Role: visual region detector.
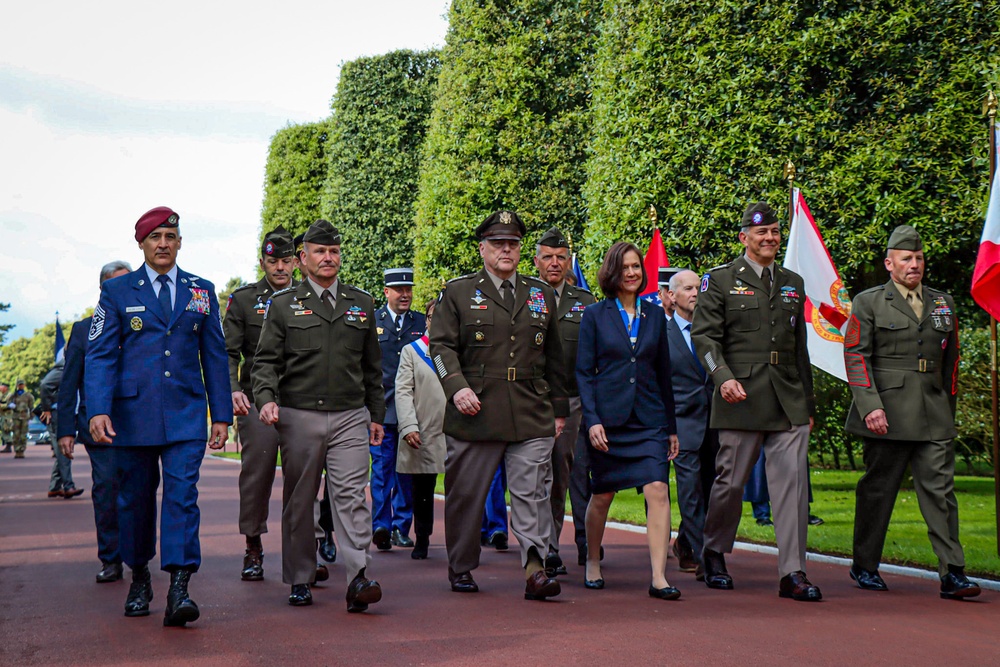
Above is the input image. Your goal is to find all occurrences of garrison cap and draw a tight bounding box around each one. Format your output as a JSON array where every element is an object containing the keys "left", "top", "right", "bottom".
[
  {"left": 302, "top": 219, "right": 342, "bottom": 246},
  {"left": 261, "top": 226, "right": 295, "bottom": 258},
  {"left": 384, "top": 268, "right": 415, "bottom": 287},
  {"left": 476, "top": 210, "right": 526, "bottom": 241},
  {"left": 658, "top": 266, "right": 682, "bottom": 286},
  {"left": 887, "top": 225, "right": 923, "bottom": 252},
  {"left": 16, "top": 379, "right": 25, "bottom": 385},
  {"left": 134, "top": 206, "right": 179, "bottom": 242},
  {"left": 741, "top": 202, "right": 778, "bottom": 228},
  {"left": 537, "top": 226, "right": 569, "bottom": 249}
]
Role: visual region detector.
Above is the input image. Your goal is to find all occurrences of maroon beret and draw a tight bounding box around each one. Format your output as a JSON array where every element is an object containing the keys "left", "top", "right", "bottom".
[{"left": 135, "top": 206, "right": 180, "bottom": 242}]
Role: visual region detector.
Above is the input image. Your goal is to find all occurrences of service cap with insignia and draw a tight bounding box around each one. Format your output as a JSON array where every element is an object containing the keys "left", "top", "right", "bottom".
[
  {"left": 134, "top": 206, "right": 180, "bottom": 242},
  {"left": 384, "top": 267, "right": 414, "bottom": 287},
  {"left": 302, "top": 219, "right": 342, "bottom": 246},
  {"left": 658, "top": 266, "right": 682, "bottom": 286},
  {"left": 476, "top": 210, "right": 526, "bottom": 241},
  {"left": 537, "top": 226, "right": 569, "bottom": 249},
  {"left": 741, "top": 202, "right": 778, "bottom": 228},
  {"left": 261, "top": 225, "right": 295, "bottom": 258},
  {"left": 887, "top": 225, "right": 923, "bottom": 252}
]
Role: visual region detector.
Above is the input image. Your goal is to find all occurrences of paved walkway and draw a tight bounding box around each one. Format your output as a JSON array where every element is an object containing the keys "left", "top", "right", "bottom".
[{"left": 1, "top": 444, "right": 997, "bottom": 666}]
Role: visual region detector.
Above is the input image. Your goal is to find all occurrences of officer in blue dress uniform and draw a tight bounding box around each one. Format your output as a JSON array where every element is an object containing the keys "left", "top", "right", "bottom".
[
  {"left": 372, "top": 268, "right": 426, "bottom": 550},
  {"left": 85, "top": 206, "right": 232, "bottom": 627}
]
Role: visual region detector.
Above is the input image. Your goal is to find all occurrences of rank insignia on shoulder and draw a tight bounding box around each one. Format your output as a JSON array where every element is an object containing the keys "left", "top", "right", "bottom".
[
  {"left": 130, "top": 316, "right": 143, "bottom": 331},
  {"left": 88, "top": 304, "right": 106, "bottom": 341},
  {"left": 701, "top": 274, "right": 710, "bottom": 292}
]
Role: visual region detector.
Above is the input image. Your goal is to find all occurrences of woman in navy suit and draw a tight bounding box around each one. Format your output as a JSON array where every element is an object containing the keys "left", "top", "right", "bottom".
[{"left": 576, "top": 242, "right": 681, "bottom": 599}]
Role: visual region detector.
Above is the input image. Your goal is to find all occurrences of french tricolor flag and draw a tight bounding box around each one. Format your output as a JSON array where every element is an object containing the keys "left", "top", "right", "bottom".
[{"left": 972, "top": 128, "right": 1000, "bottom": 320}]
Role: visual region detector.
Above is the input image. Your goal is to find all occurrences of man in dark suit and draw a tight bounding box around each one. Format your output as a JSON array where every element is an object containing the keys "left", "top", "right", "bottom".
[
  {"left": 372, "top": 268, "right": 426, "bottom": 550},
  {"left": 57, "top": 260, "right": 132, "bottom": 582},
  {"left": 665, "top": 269, "right": 719, "bottom": 576},
  {"left": 431, "top": 210, "right": 568, "bottom": 600},
  {"left": 86, "top": 207, "right": 232, "bottom": 626}
]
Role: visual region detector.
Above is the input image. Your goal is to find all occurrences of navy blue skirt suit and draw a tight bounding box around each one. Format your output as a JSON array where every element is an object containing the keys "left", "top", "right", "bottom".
[{"left": 576, "top": 299, "right": 677, "bottom": 494}]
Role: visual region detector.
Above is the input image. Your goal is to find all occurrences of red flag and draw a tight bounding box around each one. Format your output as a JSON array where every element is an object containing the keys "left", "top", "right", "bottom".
[
  {"left": 640, "top": 228, "right": 669, "bottom": 301},
  {"left": 972, "top": 128, "right": 1000, "bottom": 320}
]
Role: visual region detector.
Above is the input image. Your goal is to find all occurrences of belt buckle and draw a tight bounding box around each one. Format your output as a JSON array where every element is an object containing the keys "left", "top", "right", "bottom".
[
  {"left": 770, "top": 351, "right": 779, "bottom": 365},
  {"left": 918, "top": 359, "right": 927, "bottom": 373},
  {"left": 507, "top": 367, "right": 516, "bottom": 381}
]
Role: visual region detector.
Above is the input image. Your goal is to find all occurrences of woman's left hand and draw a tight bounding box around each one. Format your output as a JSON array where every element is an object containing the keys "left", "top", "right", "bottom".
[{"left": 667, "top": 434, "right": 680, "bottom": 461}]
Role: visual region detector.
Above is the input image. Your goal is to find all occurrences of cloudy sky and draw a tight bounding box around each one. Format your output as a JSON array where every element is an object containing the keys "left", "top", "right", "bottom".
[{"left": 0, "top": 0, "right": 449, "bottom": 341}]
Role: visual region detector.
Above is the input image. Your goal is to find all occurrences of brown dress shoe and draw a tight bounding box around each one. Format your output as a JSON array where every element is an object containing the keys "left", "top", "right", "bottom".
[
  {"left": 779, "top": 571, "right": 822, "bottom": 601},
  {"left": 449, "top": 569, "right": 479, "bottom": 593},
  {"left": 672, "top": 540, "right": 698, "bottom": 573},
  {"left": 524, "top": 570, "right": 561, "bottom": 601},
  {"left": 346, "top": 568, "right": 382, "bottom": 613}
]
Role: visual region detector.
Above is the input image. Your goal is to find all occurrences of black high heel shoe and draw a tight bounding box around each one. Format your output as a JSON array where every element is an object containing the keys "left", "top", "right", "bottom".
[{"left": 584, "top": 577, "right": 605, "bottom": 590}]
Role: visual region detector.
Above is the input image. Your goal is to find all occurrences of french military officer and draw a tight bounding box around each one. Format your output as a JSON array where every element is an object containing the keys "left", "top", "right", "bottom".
[
  {"left": 224, "top": 226, "right": 299, "bottom": 581},
  {"left": 86, "top": 207, "right": 231, "bottom": 626},
  {"left": 430, "top": 210, "right": 569, "bottom": 600},
  {"left": 57, "top": 261, "right": 132, "bottom": 583},
  {"left": 845, "top": 225, "right": 979, "bottom": 599},
  {"left": 691, "top": 202, "right": 821, "bottom": 602},
  {"left": 371, "top": 267, "right": 426, "bottom": 550},
  {"left": 252, "top": 219, "right": 385, "bottom": 612},
  {"left": 532, "top": 226, "right": 594, "bottom": 575}
]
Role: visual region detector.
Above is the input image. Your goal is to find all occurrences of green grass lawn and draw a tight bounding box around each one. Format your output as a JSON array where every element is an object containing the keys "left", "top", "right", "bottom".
[{"left": 213, "top": 449, "right": 999, "bottom": 578}]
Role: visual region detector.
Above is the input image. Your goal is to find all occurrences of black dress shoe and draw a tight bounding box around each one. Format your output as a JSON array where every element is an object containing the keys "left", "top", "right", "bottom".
[
  {"left": 391, "top": 529, "right": 414, "bottom": 548},
  {"left": 702, "top": 548, "right": 734, "bottom": 590},
  {"left": 525, "top": 570, "right": 561, "bottom": 600},
  {"left": 411, "top": 536, "right": 429, "bottom": 560},
  {"left": 545, "top": 552, "right": 567, "bottom": 576},
  {"left": 124, "top": 566, "right": 153, "bottom": 617},
  {"left": 164, "top": 569, "right": 200, "bottom": 627},
  {"left": 372, "top": 526, "right": 392, "bottom": 551},
  {"left": 584, "top": 577, "right": 605, "bottom": 590},
  {"left": 449, "top": 569, "right": 479, "bottom": 593},
  {"left": 318, "top": 533, "right": 337, "bottom": 563},
  {"left": 808, "top": 514, "right": 824, "bottom": 526},
  {"left": 315, "top": 563, "right": 330, "bottom": 582},
  {"left": 346, "top": 568, "right": 382, "bottom": 613},
  {"left": 96, "top": 561, "right": 123, "bottom": 583},
  {"left": 488, "top": 532, "right": 509, "bottom": 551},
  {"left": 241, "top": 547, "right": 264, "bottom": 581},
  {"left": 850, "top": 565, "right": 888, "bottom": 591},
  {"left": 649, "top": 585, "right": 682, "bottom": 600},
  {"left": 756, "top": 518, "right": 774, "bottom": 527},
  {"left": 940, "top": 567, "right": 981, "bottom": 600},
  {"left": 63, "top": 486, "right": 84, "bottom": 499},
  {"left": 289, "top": 584, "right": 312, "bottom": 606},
  {"left": 779, "top": 571, "right": 822, "bottom": 602}
]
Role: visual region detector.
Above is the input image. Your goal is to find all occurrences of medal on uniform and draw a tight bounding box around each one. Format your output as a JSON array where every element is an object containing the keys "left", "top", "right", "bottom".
[
  {"left": 130, "top": 316, "right": 143, "bottom": 331},
  {"left": 535, "top": 332, "right": 543, "bottom": 345},
  {"left": 475, "top": 331, "right": 485, "bottom": 342}
]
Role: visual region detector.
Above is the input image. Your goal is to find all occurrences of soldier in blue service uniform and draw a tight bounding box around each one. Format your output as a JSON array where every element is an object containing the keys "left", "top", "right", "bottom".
[
  {"left": 86, "top": 206, "right": 232, "bottom": 626},
  {"left": 371, "top": 268, "right": 426, "bottom": 550}
]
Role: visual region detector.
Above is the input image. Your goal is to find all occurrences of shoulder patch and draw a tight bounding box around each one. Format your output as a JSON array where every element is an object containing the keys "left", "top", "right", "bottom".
[
  {"left": 844, "top": 315, "right": 861, "bottom": 347},
  {"left": 700, "top": 274, "right": 711, "bottom": 292}
]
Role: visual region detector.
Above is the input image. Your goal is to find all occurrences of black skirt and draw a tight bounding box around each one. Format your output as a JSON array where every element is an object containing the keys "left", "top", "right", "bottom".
[{"left": 589, "top": 420, "right": 670, "bottom": 495}]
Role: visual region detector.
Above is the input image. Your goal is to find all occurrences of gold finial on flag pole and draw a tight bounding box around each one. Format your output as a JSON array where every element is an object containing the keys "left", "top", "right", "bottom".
[
  {"left": 984, "top": 90, "right": 997, "bottom": 118},
  {"left": 648, "top": 204, "right": 658, "bottom": 228},
  {"left": 784, "top": 161, "right": 796, "bottom": 231},
  {"left": 784, "top": 161, "right": 796, "bottom": 185}
]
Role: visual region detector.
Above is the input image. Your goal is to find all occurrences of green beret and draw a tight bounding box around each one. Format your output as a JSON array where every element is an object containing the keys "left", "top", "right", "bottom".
[
  {"left": 887, "top": 225, "right": 922, "bottom": 252},
  {"left": 537, "top": 226, "right": 569, "bottom": 249},
  {"left": 302, "top": 219, "right": 342, "bottom": 246},
  {"left": 741, "top": 202, "right": 778, "bottom": 227},
  {"left": 261, "top": 225, "right": 295, "bottom": 258},
  {"left": 476, "top": 210, "right": 526, "bottom": 241}
]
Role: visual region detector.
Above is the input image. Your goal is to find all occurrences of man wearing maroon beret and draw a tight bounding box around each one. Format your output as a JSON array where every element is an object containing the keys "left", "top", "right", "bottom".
[{"left": 85, "top": 206, "right": 232, "bottom": 627}]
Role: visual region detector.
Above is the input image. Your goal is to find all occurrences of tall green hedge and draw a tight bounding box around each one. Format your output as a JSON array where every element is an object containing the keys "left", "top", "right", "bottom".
[
  {"left": 322, "top": 50, "right": 440, "bottom": 297},
  {"left": 583, "top": 0, "right": 1000, "bottom": 319},
  {"left": 260, "top": 120, "right": 332, "bottom": 243},
  {"left": 413, "top": 0, "right": 600, "bottom": 299}
]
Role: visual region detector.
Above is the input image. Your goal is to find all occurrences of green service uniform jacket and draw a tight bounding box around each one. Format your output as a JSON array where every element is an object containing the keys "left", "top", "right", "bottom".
[
  {"left": 224, "top": 278, "right": 297, "bottom": 402},
  {"left": 553, "top": 283, "right": 595, "bottom": 397},
  {"left": 691, "top": 255, "right": 815, "bottom": 431},
  {"left": 430, "top": 270, "right": 569, "bottom": 442},
  {"left": 251, "top": 280, "right": 385, "bottom": 424},
  {"left": 844, "top": 281, "right": 959, "bottom": 441}
]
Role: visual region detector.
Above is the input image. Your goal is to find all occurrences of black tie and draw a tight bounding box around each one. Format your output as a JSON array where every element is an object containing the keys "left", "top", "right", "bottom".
[
  {"left": 501, "top": 279, "right": 514, "bottom": 311},
  {"left": 395, "top": 313, "right": 403, "bottom": 331},
  {"left": 321, "top": 289, "right": 335, "bottom": 318},
  {"left": 685, "top": 323, "right": 706, "bottom": 378},
  {"left": 761, "top": 266, "right": 772, "bottom": 295},
  {"left": 156, "top": 274, "right": 172, "bottom": 319}
]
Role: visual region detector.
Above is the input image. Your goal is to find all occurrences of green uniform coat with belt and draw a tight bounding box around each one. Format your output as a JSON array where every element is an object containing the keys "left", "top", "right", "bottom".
[
  {"left": 430, "top": 270, "right": 569, "bottom": 442},
  {"left": 552, "top": 283, "right": 595, "bottom": 397},
  {"left": 691, "top": 255, "right": 815, "bottom": 430},
  {"left": 844, "top": 281, "right": 959, "bottom": 440},
  {"left": 224, "top": 278, "right": 297, "bottom": 402},
  {"left": 252, "top": 280, "right": 385, "bottom": 423}
]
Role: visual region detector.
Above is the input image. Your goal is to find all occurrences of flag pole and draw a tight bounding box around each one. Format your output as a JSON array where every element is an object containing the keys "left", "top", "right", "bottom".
[
  {"left": 784, "top": 161, "right": 796, "bottom": 233},
  {"left": 648, "top": 204, "right": 658, "bottom": 233},
  {"left": 986, "top": 91, "right": 999, "bottom": 553}
]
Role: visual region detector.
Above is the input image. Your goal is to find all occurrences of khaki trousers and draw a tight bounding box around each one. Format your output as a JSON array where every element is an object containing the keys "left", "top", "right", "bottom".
[
  {"left": 703, "top": 424, "right": 810, "bottom": 577},
  {"left": 544, "top": 396, "right": 582, "bottom": 552},
  {"left": 237, "top": 404, "right": 280, "bottom": 537},
  {"left": 276, "top": 406, "right": 372, "bottom": 586},
  {"left": 445, "top": 435, "right": 554, "bottom": 574}
]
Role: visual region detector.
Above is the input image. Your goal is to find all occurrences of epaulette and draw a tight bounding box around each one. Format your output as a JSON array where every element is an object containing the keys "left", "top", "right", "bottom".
[
  {"left": 348, "top": 284, "right": 372, "bottom": 297},
  {"left": 270, "top": 287, "right": 295, "bottom": 299},
  {"left": 706, "top": 262, "right": 732, "bottom": 273},
  {"left": 231, "top": 283, "right": 256, "bottom": 295},
  {"left": 447, "top": 273, "right": 477, "bottom": 284},
  {"left": 859, "top": 284, "right": 886, "bottom": 297},
  {"left": 571, "top": 284, "right": 592, "bottom": 295}
]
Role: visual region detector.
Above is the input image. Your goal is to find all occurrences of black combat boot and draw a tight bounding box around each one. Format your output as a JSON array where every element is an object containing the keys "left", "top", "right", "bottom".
[
  {"left": 163, "top": 569, "right": 200, "bottom": 627},
  {"left": 124, "top": 564, "right": 153, "bottom": 617}
]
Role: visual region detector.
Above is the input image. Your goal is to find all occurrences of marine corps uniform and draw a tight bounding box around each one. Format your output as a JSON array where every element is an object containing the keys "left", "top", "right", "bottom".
[
  {"left": 691, "top": 202, "right": 820, "bottom": 601},
  {"left": 11, "top": 382, "right": 34, "bottom": 458},
  {"left": 845, "top": 224, "right": 978, "bottom": 599}
]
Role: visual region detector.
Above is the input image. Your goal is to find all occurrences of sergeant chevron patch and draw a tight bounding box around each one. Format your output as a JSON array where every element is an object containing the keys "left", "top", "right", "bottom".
[
  {"left": 845, "top": 352, "right": 870, "bottom": 387},
  {"left": 434, "top": 354, "right": 447, "bottom": 379},
  {"left": 89, "top": 304, "right": 106, "bottom": 341}
]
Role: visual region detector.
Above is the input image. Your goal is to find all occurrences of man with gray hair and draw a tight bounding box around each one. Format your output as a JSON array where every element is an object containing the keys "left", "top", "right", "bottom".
[{"left": 57, "top": 260, "right": 132, "bottom": 582}]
